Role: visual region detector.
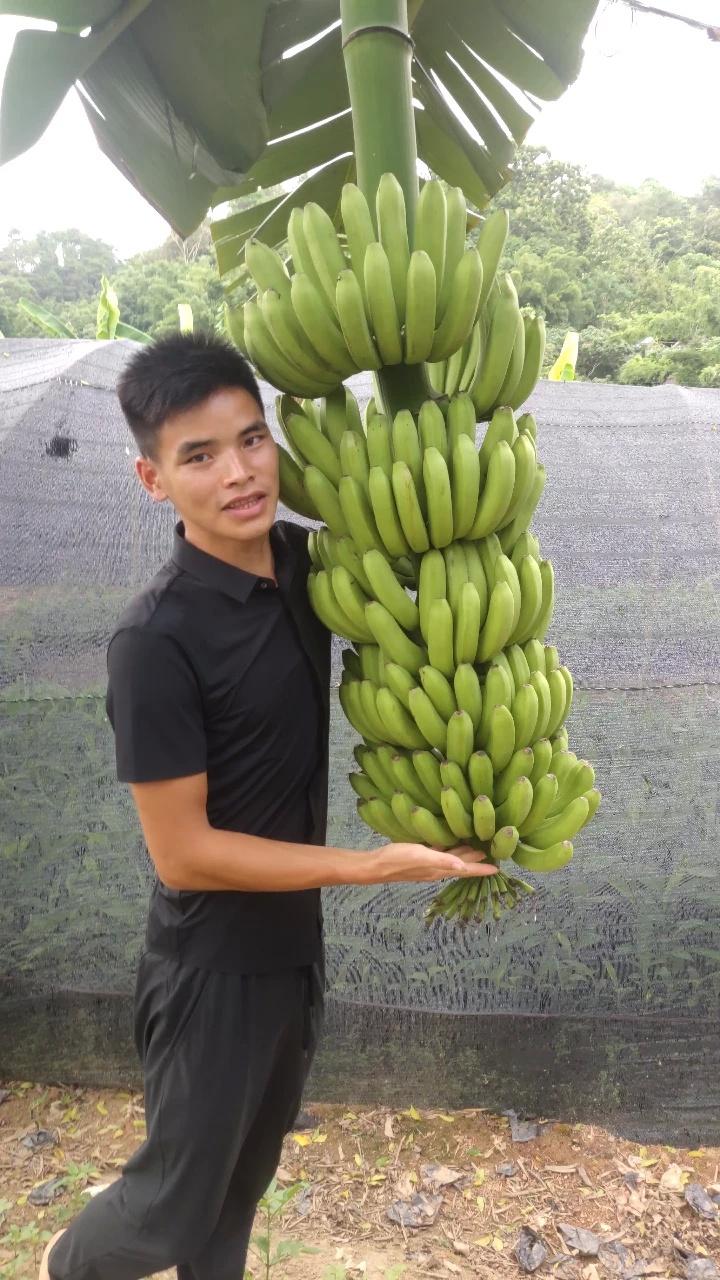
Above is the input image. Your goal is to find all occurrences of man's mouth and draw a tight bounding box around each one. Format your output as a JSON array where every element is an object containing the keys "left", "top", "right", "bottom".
[{"left": 223, "top": 494, "right": 265, "bottom": 511}]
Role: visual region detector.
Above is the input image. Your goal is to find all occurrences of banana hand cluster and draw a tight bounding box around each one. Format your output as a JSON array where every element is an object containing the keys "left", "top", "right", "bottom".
[
  {"left": 278, "top": 390, "right": 546, "bottom": 566},
  {"left": 235, "top": 176, "right": 505, "bottom": 398}
]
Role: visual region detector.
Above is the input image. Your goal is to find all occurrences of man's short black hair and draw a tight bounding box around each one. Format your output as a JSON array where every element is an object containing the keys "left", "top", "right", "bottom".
[{"left": 117, "top": 331, "right": 263, "bottom": 459}]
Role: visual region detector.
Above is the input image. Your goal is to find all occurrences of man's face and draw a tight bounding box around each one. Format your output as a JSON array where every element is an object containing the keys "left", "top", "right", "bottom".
[{"left": 135, "top": 387, "right": 280, "bottom": 555}]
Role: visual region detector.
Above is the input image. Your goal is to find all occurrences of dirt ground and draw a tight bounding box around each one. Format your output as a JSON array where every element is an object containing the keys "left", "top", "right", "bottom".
[{"left": 1, "top": 1080, "right": 718, "bottom": 1280}]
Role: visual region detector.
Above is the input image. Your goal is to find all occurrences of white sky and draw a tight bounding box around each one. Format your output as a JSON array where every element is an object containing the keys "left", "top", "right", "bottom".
[{"left": 0, "top": 0, "right": 718, "bottom": 260}]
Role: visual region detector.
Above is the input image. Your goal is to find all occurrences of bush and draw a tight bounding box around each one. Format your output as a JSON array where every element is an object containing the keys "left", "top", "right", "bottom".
[
  {"left": 617, "top": 353, "right": 673, "bottom": 386},
  {"left": 575, "top": 326, "right": 632, "bottom": 381},
  {"left": 699, "top": 364, "right": 720, "bottom": 387}
]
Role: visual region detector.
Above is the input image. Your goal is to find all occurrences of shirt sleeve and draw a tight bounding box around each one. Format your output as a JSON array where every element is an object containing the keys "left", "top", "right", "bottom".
[{"left": 106, "top": 626, "right": 207, "bottom": 783}]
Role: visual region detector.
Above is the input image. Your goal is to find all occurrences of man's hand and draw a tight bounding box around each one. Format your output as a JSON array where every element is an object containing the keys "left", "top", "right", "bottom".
[{"left": 361, "top": 842, "right": 497, "bottom": 885}]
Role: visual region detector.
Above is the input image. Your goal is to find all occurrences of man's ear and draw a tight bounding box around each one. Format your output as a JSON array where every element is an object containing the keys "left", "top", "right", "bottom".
[{"left": 135, "top": 455, "right": 169, "bottom": 503}]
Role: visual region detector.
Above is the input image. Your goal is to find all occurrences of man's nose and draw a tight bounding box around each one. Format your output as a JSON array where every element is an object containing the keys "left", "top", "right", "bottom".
[{"left": 222, "top": 450, "right": 253, "bottom": 484}]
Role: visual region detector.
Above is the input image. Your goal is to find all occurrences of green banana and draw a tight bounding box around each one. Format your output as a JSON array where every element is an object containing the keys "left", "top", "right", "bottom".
[
  {"left": 363, "top": 549, "right": 418, "bottom": 630},
  {"left": 410, "top": 805, "right": 456, "bottom": 850},
  {"left": 358, "top": 797, "right": 409, "bottom": 843},
  {"left": 468, "top": 750, "right": 494, "bottom": 799},
  {"left": 349, "top": 770, "right": 380, "bottom": 803},
  {"left": 443, "top": 343, "right": 467, "bottom": 400},
  {"left": 307, "top": 531, "right": 322, "bottom": 571},
  {"left": 358, "top": 643, "right": 384, "bottom": 686},
  {"left": 517, "top": 411, "right": 538, "bottom": 445},
  {"left": 476, "top": 208, "right": 509, "bottom": 309},
  {"left": 340, "top": 182, "right": 376, "bottom": 309},
  {"left": 340, "top": 681, "right": 379, "bottom": 742},
  {"left": 478, "top": 662, "right": 513, "bottom": 745},
  {"left": 454, "top": 581, "right": 482, "bottom": 665},
  {"left": 470, "top": 280, "right": 520, "bottom": 418},
  {"left": 287, "top": 207, "right": 321, "bottom": 284},
  {"left": 335, "top": 268, "right": 382, "bottom": 372},
  {"left": 461, "top": 541, "right": 489, "bottom": 624},
  {"left": 529, "top": 670, "right": 552, "bottom": 739},
  {"left": 487, "top": 703, "right": 516, "bottom": 772},
  {"left": 283, "top": 412, "right": 342, "bottom": 486},
  {"left": 459, "top": 321, "right": 482, "bottom": 393},
  {"left": 498, "top": 465, "right": 547, "bottom": 553},
  {"left": 419, "top": 665, "right": 457, "bottom": 721},
  {"left": 453, "top": 664, "right": 483, "bottom": 735},
  {"left": 365, "top": 600, "right": 427, "bottom": 674},
  {"left": 493, "top": 555, "right": 521, "bottom": 633},
  {"left": 418, "top": 399, "right": 449, "bottom": 462},
  {"left": 579, "top": 787, "right": 602, "bottom": 827},
  {"left": 511, "top": 533, "right": 541, "bottom": 574},
  {"left": 334, "top": 535, "right": 373, "bottom": 594},
  {"left": 391, "top": 409, "right": 424, "bottom": 501},
  {"left": 494, "top": 310, "right": 525, "bottom": 410},
  {"left": 495, "top": 775, "right": 533, "bottom": 829},
  {"left": 439, "top": 185, "right": 468, "bottom": 316},
  {"left": 376, "top": 172, "right": 410, "bottom": 323},
  {"left": 366, "top": 415, "right": 394, "bottom": 476},
  {"left": 545, "top": 667, "right": 568, "bottom": 738},
  {"left": 443, "top": 543, "right": 468, "bottom": 614},
  {"left": 407, "top": 687, "right": 448, "bottom": 754},
  {"left": 309, "top": 570, "right": 362, "bottom": 642},
  {"left": 414, "top": 179, "right": 447, "bottom": 300},
  {"left": 441, "top": 788, "right": 474, "bottom": 840},
  {"left": 331, "top": 566, "right": 374, "bottom": 641},
  {"left": 511, "top": 683, "right": 540, "bottom": 751},
  {"left": 523, "top": 637, "right": 547, "bottom": 675},
  {"left": 551, "top": 760, "right": 595, "bottom": 814},
  {"left": 391, "top": 790, "right": 424, "bottom": 839},
  {"left": 512, "top": 839, "right": 573, "bottom": 872},
  {"left": 340, "top": 429, "right": 370, "bottom": 494},
  {"left": 360, "top": 680, "right": 391, "bottom": 742},
  {"left": 491, "top": 825, "right": 520, "bottom": 862},
  {"left": 500, "top": 433, "right": 537, "bottom": 529},
  {"left": 439, "top": 760, "right": 474, "bottom": 814},
  {"left": 302, "top": 201, "right": 347, "bottom": 311},
  {"left": 303, "top": 466, "right": 348, "bottom": 539},
  {"left": 529, "top": 738, "right": 553, "bottom": 787},
  {"left": 446, "top": 710, "right": 474, "bottom": 768},
  {"left": 338, "top": 475, "right": 384, "bottom": 553},
  {"left": 551, "top": 726, "right": 569, "bottom": 754},
  {"left": 383, "top": 661, "right": 417, "bottom": 709},
  {"left": 291, "top": 273, "right": 356, "bottom": 373},
  {"left": 427, "top": 598, "right": 455, "bottom": 679},
  {"left": 404, "top": 250, "right": 437, "bottom": 364},
  {"left": 518, "top": 772, "right": 558, "bottom": 836},
  {"left": 423, "top": 447, "right": 454, "bottom": 549},
  {"left": 494, "top": 746, "right": 534, "bottom": 805},
  {"left": 511, "top": 555, "right": 544, "bottom": 644},
  {"left": 525, "top": 796, "right": 589, "bottom": 849},
  {"left": 429, "top": 249, "right": 483, "bottom": 362},
  {"left": 509, "top": 314, "right": 546, "bottom": 411},
  {"left": 467, "top": 440, "right": 516, "bottom": 539},
  {"left": 392, "top": 752, "right": 441, "bottom": 812},
  {"left": 477, "top": 406, "right": 516, "bottom": 480},
  {"left": 451, "top": 434, "right": 481, "bottom": 539},
  {"left": 472, "top": 794, "right": 496, "bottom": 842},
  {"left": 277, "top": 446, "right": 320, "bottom": 521},
  {"left": 412, "top": 750, "right": 444, "bottom": 805},
  {"left": 392, "top": 461, "right": 430, "bottom": 553},
  {"left": 376, "top": 687, "right": 426, "bottom": 749},
  {"left": 545, "top": 645, "right": 560, "bottom": 673},
  {"left": 559, "top": 665, "right": 574, "bottom": 719},
  {"left": 447, "top": 394, "right": 477, "bottom": 451},
  {"left": 244, "top": 299, "right": 334, "bottom": 397},
  {"left": 418, "top": 549, "right": 447, "bottom": 642},
  {"left": 364, "top": 241, "right": 403, "bottom": 365},
  {"left": 261, "top": 289, "right": 338, "bottom": 386},
  {"left": 246, "top": 239, "right": 292, "bottom": 299},
  {"left": 368, "top": 467, "right": 412, "bottom": 559},
  {"left": 476, "top": 580, "right": 515, "bottom": 662}
]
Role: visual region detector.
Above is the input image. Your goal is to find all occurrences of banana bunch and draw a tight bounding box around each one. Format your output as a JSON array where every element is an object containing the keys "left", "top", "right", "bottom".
[{"left": 235, "top": 176, "right": 509, "bottom": 399}]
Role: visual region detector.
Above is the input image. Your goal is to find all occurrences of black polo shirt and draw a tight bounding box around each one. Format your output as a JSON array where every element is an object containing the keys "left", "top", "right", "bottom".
[{"left": 106, "top": 519, "right": 330, "bottom": 974}]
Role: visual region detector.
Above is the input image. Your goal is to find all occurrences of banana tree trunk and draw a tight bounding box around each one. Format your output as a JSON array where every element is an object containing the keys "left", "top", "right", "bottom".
[{"left": 340, "top": 0, "right": 432, "bottom": 419}]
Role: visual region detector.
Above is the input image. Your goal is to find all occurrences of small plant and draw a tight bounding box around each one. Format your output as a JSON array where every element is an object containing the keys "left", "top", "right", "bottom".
[
  {"left": 0, "top": 1221, "right": 54, "bottom": 1278},
  {"left": 244, "top": 1177, "right": 318, "bottom": 1280}
]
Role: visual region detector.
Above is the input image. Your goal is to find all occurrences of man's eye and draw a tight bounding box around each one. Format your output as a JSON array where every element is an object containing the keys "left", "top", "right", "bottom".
[
  {"left": 245, "top": 433, "right": 265, "bottom": 447},
  {"left": 187, "top": 453, "right": 210, "bottom": 464}
]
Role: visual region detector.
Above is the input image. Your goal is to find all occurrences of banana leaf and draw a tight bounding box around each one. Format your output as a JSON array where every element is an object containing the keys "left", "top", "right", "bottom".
[
  {"left": 1, "top": 1, "right": 598, "bottom": 273},
  {"left": 18, "top": 298, "right": 77, "bottom": 338}
]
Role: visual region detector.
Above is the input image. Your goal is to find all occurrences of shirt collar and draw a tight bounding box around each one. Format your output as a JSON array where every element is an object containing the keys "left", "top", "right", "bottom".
[{"left": 171, "top": 521, "right": 295, "bottom": 604}]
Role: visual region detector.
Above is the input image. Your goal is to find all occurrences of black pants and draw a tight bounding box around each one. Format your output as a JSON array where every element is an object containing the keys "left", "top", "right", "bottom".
[{"left": 48, "top": 948, "right": 325, "bottom": 1280}]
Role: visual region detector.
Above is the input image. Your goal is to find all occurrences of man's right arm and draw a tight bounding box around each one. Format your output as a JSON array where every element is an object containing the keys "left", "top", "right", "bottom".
[{"left": 130, "top": 772, "right": 495, "bottom": 891}]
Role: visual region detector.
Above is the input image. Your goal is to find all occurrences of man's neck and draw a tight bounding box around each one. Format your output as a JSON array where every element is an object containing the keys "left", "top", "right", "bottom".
[{"left": 181, "top": 521, "right": 276, "bottom": 581}]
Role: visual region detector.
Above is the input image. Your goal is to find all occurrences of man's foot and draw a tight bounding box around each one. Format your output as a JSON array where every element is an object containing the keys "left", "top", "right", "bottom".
[{"left": 39, "top": 1228, "right": 66, "bottom": 1280}]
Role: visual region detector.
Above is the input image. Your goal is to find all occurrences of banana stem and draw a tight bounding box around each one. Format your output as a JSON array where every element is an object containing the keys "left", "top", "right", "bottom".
[{"left": 340, "top": 0, "right": 433, "bottom": 418}]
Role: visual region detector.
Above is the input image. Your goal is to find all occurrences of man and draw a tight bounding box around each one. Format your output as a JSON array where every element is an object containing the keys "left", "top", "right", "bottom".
[{"left": 42, "top": 332, "right": 494, "bottom": 1280}]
